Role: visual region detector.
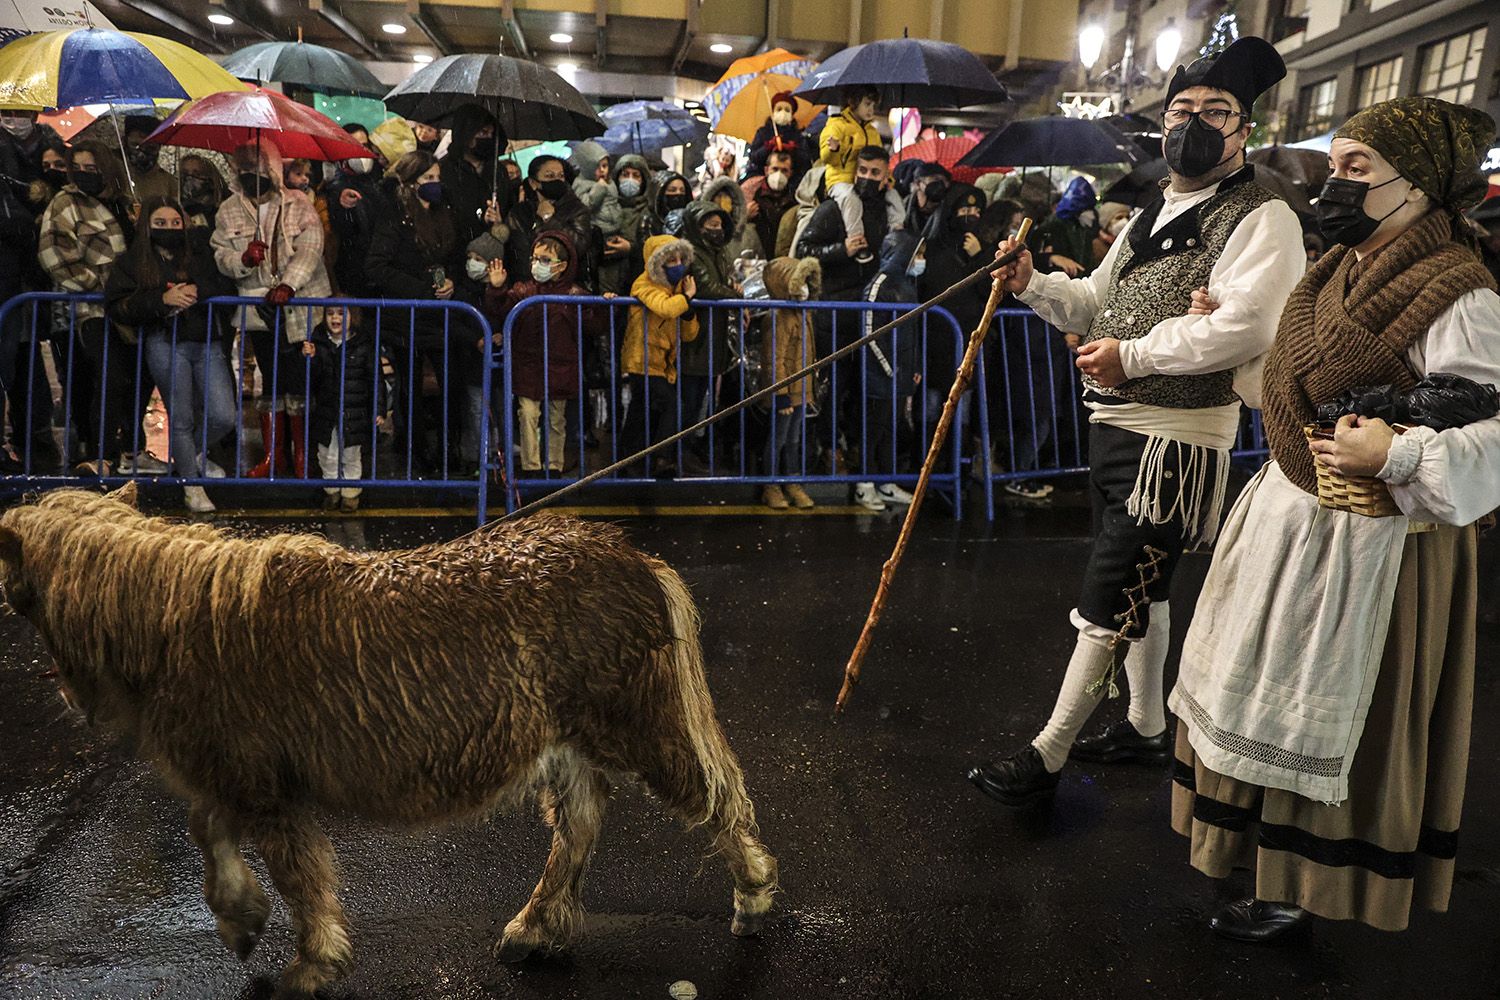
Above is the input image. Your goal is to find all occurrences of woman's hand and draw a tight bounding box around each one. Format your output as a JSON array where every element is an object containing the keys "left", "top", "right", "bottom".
[
  {"left": 1049, "top": 254, "right": 1084, "bottom": 278},
  {"left": 1309, "top": 414, "right": 1396, "bottom": 477},
  {"left": 681, "top": 274, "right": 697, "bottom": 298},
  {"left": 162, "top": 283, "right": 197, "bottom": 309},
  {"left": 962, "top": 232, "right": 982, "bottom": 257},
  {"left": 483, "top": 198, "right": 501, "bottom": 224},
  {"left": 339, "top": 188, "right": 362, "bottom": 210}
]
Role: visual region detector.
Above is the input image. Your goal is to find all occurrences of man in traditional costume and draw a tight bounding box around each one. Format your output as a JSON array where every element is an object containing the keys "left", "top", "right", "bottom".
[
  {"left": 1169, "top": 97, "right": 1500, "bottom": 941},
  {"left": 968, "top": 38, "right": 1306, "bottom": 807}
]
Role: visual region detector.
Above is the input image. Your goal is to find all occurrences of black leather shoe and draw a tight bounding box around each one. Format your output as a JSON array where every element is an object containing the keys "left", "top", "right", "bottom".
[
  {"left": 1209, "top": 898, "right": 1311, "bottom": 943},
  {"left": 966, "top": 747, "right": 1060, "bottom": 807},
  {"left": 1070, "top": 720, "right": 1170, "bottom": 765}
]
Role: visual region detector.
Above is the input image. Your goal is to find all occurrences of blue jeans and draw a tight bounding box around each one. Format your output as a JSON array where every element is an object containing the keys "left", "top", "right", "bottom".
[
  {"left": 766, "top": 404, "right": 805, "bottom": 477},
  {"left": 143, "top": 332, "right": 238, "bottom": 476}
]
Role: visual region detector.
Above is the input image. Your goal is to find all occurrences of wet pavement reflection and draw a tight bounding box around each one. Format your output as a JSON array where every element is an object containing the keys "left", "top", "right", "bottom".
[{"left": 2, "top": 499, "right": 1497, "bottom": 999}]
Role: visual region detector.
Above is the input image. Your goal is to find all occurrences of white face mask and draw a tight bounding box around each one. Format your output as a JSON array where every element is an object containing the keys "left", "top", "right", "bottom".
[
  {"left": 466, "top": 259, "right": 489, "bottom": 281},
  {"left": 1078, "top": 209, "right": 1097, "bottom": 228},
  {"left": 0, "top": 115, "right": 35, "bottom": 138},
  {"left": 765, "top": 170, "right": 789, "bottom": 192},
  {"left": 1107, "top": 215, "right": 1129, "bottom": 237},
  {"left": 346, "top": 157, "right": 374, "bottom": 175},
  {"left": 907, "top": 258, "right": 926, "bottom": 278},
  {"left": 772, "top": 109, "right": 794, "bottom": 127},
  {"left": 617, "top": 177, "right": 643, "bottom": 199},
  {"left": 531, "top": 260, "right": 557, "bottom": 283}
]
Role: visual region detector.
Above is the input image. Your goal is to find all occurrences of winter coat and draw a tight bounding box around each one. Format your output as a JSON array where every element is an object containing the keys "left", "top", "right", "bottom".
[
  {"left": 569, "top": 140, "right": 622, "bottom": 237},
  {"left": 105, "top": 228, "right": 235, "bottom": 343},
  {"left": 599, "top": 153, "right": 653, "bottom": 296},
  {"left": 918, "top": 183, "right": 992, "bottom": 388},
  {"left": 819, "top": 108, "right": 882, "bottom": 187},
  {"left": 440, "top": 105, "right": 514, "bottom": 245},
  {"left": 308, "top": 321, "right": 382, "bottom": 447},
  {"left": 622, "top": 235, "right": 699, "bottom": 382},
  {"left": 780, "top": 164, "right": 826, "bottom": 260},
  {"left": 37, "top": 186, "right": 128, "bottom": 324},
  {"left": 504, "top": 190, "right": 594, "bottom": 290},
  {"left": 860, "top": 232, "right": 924, "bottom": 399},
  {"left": 323, "top": 166, "right": 387, "bottom": 296},
  {"left": 746, "top": 120, "right": 813, "bottom": 179},
  {"left": 210, "top": 142, "right": 331, "bottom": 343},
  {"left": 498, "top": 229, "right": 592, "bottom": 401},
  {"left": 680, "top": 200, "right": 738, "bottom": 378},
  {"left": 648, "top": 169, "right": 691, "bottom": 236},
  {"left": 761, "top": 257, "right": 821, "bottom": 408},
  {"left": 741, "top": 174, "right": 798, "bottom": 265},
  {"left": 796, "top": 186, "right": 888, "bottom": 301},
  {"left": 701, "top": 175, "right": 764, "bottom": 262},
  {"left": 364, "top": 176, "right": 469, "bottom": 349}
]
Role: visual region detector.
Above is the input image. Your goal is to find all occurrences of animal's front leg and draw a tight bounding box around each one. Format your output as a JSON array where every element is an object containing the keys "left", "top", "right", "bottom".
[
  {"left": 187, "top": 801, "right": 270, "bottom": 959},
  {"left": 254, "top": 813, "right": 353, "bottom": 999}
]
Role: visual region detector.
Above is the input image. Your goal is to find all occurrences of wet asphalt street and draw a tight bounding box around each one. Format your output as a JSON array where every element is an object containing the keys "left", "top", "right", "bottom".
[{"left": 2, "top": 489, "right": 1499, "bottom": 1000}]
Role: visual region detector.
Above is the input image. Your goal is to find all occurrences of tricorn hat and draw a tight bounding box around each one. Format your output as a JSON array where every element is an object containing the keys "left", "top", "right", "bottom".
[{"left": 1163, "top": 37, "right": 1286, "bottom": 118}]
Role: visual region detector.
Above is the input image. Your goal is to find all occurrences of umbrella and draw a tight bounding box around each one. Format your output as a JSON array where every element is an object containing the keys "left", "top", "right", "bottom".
[
  {"left": 704, "top": 48, "right": 823, "bottom": 142},
  {"left": 961, "top": 116, "right": 1143, "bottom": 169},
  {"left": 369, "top": 116, "right": 416, "bottom": 164},
  {"left": 383, "top": 53, "right": 603, "bottom": 141},
  {"left": 145, "top": 87, "right": 371, "bottom": 162},
  {"left": 1099, "top": 113, "right": 1164, "bottom": 160},
  {"left": 793, "top": 36, "right": 1007, "bottom": 109},
  {"left": 1287, "top": 130, "right": 1334, "bottom": 153},
  {"left": 510, "top": 139, "right": 573, "bottom": 173},
  {"left": 1099, "top": 158, "right": 1168, "bottom": 208},
  {"left": 0, "top": 27, "right": 248, "bottom": 112},
  {"left": 38, "top": 100, "right": 163, "bottom": 141},
  {"left": 1252, "top": 164, "right": 1316, "bottom": 216},
  {"left": 1247, "top": 145, "right": 1329, "bottom": 196},
  {"left": 221, "top": 40, "right": 386, "bottom": 97},
  {"left": 596, "top": 100, "right": 708, "bottom": 155},
  {"left": 890, "top": 135, "right": 1010, "bottom": 186}
]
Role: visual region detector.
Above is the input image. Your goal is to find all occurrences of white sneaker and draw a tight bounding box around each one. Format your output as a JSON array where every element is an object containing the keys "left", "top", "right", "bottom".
[
  {"left": 118, "top": 451, "right": 170, "bottom": 475},
  {"left": 200, "top": 456, "right": 227, "bottom": 479},
  {"left": 876, "top": 482, "right": 914, "bottom": 505},
  {"left": 183, "top": 485, "right": 216, "bottom": 513},
  {"left": 854, "top": 482, "right": 887, "bottom": 511}
]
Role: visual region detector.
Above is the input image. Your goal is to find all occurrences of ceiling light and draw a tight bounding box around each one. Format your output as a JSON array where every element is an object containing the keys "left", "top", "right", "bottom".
[
  {"left": 382, "top": 22, "right": 407, "bottom": 35},
  {"left": 550, "top": 33, "right": 573, "bottom": 44},
  {"left": 207, "top": 12, "right": 234, "bottom": 26},
  {"left": 556, "top": 61, "right": 578, "bottom": 82},
  {"left": 710, "top": 43, "right": 733, "bottom": 54},
  {"left": 413, "top": 54, "right": 433, "bottom": 64}
]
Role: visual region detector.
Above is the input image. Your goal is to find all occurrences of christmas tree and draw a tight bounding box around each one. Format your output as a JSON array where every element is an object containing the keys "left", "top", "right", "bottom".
[{"left": 1199, "top": 4, "right": 1240, "bottom": 58}]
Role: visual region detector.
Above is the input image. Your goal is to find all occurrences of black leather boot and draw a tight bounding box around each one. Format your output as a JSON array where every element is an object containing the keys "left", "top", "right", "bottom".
[
  {"left": 966, "top": 747, "right": 1060, "bottom": 807},
  {"left": 1210, "top": 898, "right": 1311, "bottom": 943},
  {"left": 1071, "top": 719, "right": 1171, "bottom": 764}
]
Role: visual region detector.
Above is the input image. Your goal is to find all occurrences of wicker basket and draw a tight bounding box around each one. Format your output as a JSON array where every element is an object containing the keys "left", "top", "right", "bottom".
[{"left": 1303, "top": 423, "right": 1402, "bottom": 517}]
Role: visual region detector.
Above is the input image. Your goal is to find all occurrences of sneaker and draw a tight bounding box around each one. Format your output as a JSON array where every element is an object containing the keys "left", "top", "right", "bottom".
[
  {"left": 784, "top": 483, "right": 815, "bottom": 509},
  {"left": 340, "top": 495, "right": 360, "bottom": 513},
  {"left": 854, "top": 249, "right": 874, "bottom": 264},
  {"left": 119, "top": 451, "right": 170, "bottom": 475},
  {"left": 1003, "top": 479, "right": 1054, "bottom": 500},
  {"left": 876, "top": 483, "right": 914, "bottom": 505},
  {"left": 853, "top": 482, "right": 887, "bottom": 512},
  {"left": 183, "top": 485, "right": 216, "bottom": 513},
  {"left": 762, "top": 484, "right": 790, "bottom": 510}
]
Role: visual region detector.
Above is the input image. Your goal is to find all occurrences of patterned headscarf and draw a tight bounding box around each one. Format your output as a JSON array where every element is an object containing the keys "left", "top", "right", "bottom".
[{"left": 1334, "top": 97, "right": 1495, "bottom": 213}]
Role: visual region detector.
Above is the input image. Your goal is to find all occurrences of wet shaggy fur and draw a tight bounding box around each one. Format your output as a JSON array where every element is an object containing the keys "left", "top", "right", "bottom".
[{"left": 0, "top": 486, "right": 778, "bottom": 999}]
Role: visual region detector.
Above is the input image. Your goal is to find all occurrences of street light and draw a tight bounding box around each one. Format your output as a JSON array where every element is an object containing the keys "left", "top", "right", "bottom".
[
  {"left": 1079, "top": 24, "right": 1105, "bottom": 72},
  {"left": 1156, "top": 19, "right": 1182, "bottom": 73}
]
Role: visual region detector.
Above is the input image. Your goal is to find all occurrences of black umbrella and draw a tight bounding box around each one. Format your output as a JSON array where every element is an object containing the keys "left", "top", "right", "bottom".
[
  {"left": 793, "top": 36, "right": 1007, "bottom": 109},
  {"left": 383, "top": 54, "right": 604, "bottom": 140},
  {"left": 1247, "top": 145, "right": 1329, "bottom": 196},
  {"left": 221, "top": 41, "right": 385, "bottom": 97},
  {"left": 1099, "top": 113, "right": 1164, "bottom": 161},
  {"left": 1100, "top": 158, "right": 1169, "bottom": 208},
  {"left": 960, "top": 116, "right": 1144, "bottom": 169}
]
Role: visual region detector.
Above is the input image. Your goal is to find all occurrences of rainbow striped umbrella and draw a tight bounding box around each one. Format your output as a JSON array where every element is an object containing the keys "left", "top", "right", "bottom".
[{"left": 0, "top": 27, "right": 249, "bottom": 112}]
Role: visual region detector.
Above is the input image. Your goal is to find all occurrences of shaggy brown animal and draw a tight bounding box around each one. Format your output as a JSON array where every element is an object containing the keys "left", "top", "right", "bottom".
[{"left": 0, "top": 486, "right": 777, "bottom": 999}]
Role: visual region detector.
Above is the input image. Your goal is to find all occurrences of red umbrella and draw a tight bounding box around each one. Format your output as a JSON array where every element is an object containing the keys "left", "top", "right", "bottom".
[
  {"left": 144, "top": 86, "right": 370, "bottom": 161},
  {"left": 891, "top": 135, "right": 1011, "bottom": 186}
]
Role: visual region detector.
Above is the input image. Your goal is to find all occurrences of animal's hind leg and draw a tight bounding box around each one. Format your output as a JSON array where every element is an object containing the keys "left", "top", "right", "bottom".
[
  {"left": 495, "top": 751, "right": 610, "bottom": 963},
  {"left": 187, "top": 801, "right": 270, "bottom": 959},
  {"left": 253, "top": 813, "right": 353, "bottom": 1000}
]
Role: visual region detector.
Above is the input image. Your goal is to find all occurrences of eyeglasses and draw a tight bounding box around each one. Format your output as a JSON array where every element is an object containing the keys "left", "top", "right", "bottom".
[
  {"left": 1161, "top": 108, "right": 1245, "bottom": 130},
  {"left": 530, "top": 256, "right": 559, "bottom": 265}
]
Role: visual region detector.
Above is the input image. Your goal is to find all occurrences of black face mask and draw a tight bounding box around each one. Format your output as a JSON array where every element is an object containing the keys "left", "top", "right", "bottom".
[
  {"left": 854, "top": 177, "right": 882, "bottom": 202},
  {"left": 536, "top": 178, "right": 569, "bottom": 201},
  {"left": 954, "top": 213, "right": 980, "bottom": 233},
  {"left": 702, "top": 227, "right": 730, "bottom": 248},
  {"left": 181, "top": 175, "right": 214, "bottom": 206},
  {"left": 43, "top": 167, "right": 68, "bottom": 189},
  {"left": 417, "top": 139, "right": 439, "bottom": 153},
  {"left": 150, "top": 228, "right": 186, "bottom": 252},
  {"left": 127, "top": 145, "right": 158, "bottom": 173},
  {"left": 238, "top": 172, "right": 272, "bottom": 197},
  {"left": 662, "top": 192, "right": 691, "bottom": 212},
  {"left": 470, "top": 136, "right": 498, "bottom": 159},
  {"left": 1315, "top": 175, "right": 1407, "bottom": 247},
  {"left": 73, "top": 172, "right": 105, "bottom": 197},
  {"left": 922, "top": 179, "right": 948, "bottom": 206},
  {"left": 1163, "top": 118, "right": 1236, "bottom": 178}
]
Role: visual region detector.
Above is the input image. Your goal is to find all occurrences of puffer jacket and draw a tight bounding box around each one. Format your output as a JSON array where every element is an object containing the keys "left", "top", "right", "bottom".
[
  {"left": 680, "top": 200, "right": 738, "bottom": 378},
  {"left": 600, "top": 153, "right": 653, "bottom": 295},
  {"left": 569, "top": 140, "right": 622, "bottom": 237},
  {"left": 308, "top": 319, "right": 382, "bottom": 448},
  {"left": 819, "top": 108, "right": 882, "bottom": 187},
  {"left": 701, "top": 175, "right": 764, "bottom": 262},
  {"left": 622, "top": 234, "right": 699, "bottom": 382},
  {"left": 778, "top": 163, "right": 826, "bottom": 259},
  {"left": 497, "top": 228, "right": 594, "bottom": 400},
  {"left": 761, "top": 256, "right": 820, "bottom": 408},
  {"left": 648, "top": 169, "right": 691, "bottom": 236}
]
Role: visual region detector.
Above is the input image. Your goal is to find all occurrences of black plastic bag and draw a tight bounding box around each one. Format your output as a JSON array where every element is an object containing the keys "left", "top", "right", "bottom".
[{"left": 1314, "top": 372, "right": 1500, "bottom": 431}]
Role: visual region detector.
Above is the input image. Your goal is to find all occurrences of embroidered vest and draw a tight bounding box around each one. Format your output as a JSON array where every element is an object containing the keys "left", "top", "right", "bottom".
[{"left": 1082, "top": 170, "right": 1276, "bottom": 409}]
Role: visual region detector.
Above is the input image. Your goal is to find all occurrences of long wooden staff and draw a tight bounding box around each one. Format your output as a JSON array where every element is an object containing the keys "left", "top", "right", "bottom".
[{"left": 834, "top": 218, "right": 1032, "bottom": 715}]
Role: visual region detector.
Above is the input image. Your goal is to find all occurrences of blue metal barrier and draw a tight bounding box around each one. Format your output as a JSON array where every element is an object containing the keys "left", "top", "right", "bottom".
[
  {"left": 496, "top": 295, "right": 983, "bottom": 518},
  {"left": 0, "top": 292, "right": 495, "bottom": 525}
]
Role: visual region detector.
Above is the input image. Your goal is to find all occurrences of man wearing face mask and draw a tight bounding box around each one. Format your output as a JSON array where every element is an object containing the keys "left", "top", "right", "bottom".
[
  {"left": 120, "top": 116, "right": 178, "bottom": 207},
  {"left": 903, "top": 162, "right": 951, "bottom": 235},
  {"left": 970, "top": 37, "right": 1305, "bottom": 811},
  {"left": 1167, "top": 97, "right": 1500, "bottom": 942},
  {"left": 0, "top": 109, "right": 63, "bottom": 207},
  {"left": 742, "top": 150, "right": 801, "bottom": 262},
  {"left": 439, "top": 105, "right": 510, "bottom": 245}
]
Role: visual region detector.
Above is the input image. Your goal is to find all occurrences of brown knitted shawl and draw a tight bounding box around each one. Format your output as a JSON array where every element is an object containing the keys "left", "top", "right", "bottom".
[{"left": 1262, "top": 211, "right": 1496, "bottom": 494}]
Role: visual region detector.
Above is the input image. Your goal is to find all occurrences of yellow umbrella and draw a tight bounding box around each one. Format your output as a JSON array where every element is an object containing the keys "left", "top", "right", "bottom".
[
  {"left": 704, "top": 48, "right": 823, "bottom": 142},
  {"left": 370, "top": 116, "right": 416, "bottom": 164}
]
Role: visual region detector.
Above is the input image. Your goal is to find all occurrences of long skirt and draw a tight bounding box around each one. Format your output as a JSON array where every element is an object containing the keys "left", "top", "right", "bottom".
[{"left": 1170, "top": 523, "right": 1477, "bottom": 931}]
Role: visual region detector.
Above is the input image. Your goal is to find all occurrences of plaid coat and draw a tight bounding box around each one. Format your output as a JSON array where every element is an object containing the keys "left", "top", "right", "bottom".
[
  {"left": 211, "top": 189, "right": 331, "bottom": 343},
  {"left": 37, "top": 187, "right": 128, "bottom": 324}
]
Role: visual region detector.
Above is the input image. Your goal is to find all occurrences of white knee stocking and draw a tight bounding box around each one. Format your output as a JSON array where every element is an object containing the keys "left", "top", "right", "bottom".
[
  {"left": 1031, "top": 632, "right": 1115, "bottom": 773},
  {"left": 1124, "top": 601, "right": 1170, "bottom": 738}
]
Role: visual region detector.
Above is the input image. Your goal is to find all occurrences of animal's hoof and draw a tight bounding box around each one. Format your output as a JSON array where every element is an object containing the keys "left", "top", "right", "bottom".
[
  {"left": 730, "top": 910, "right": 765, "bottom": 937},
  {"left": 218, "top": 919, "right": 261, "bottom": 960},
  {"left": 493, "top": 933, "right": 538, "bottom": 963}
]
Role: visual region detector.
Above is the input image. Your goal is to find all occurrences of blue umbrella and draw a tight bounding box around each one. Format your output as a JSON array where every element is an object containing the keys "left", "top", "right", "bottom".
[
  {"left": 792, "top": 36, "right": 1007, "bottom": 109},
  {"left": 596, "top": 100, "right": 708, "bottom": 155},
  {"left": 959, "top": 116, "right": 1143, "bottom": 169}
]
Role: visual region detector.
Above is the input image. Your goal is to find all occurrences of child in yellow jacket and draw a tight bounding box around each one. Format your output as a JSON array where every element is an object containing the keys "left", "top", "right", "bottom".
[
  {"left": 819, "top": 86, "right": 905, "bottom": 262},
  {"left": 621, "top": 234, "right": 700, "bottom": 475}
]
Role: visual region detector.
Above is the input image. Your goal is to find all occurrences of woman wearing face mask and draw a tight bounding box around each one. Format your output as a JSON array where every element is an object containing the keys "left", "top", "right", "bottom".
[
  {"left": 106, "top": 197, "right": 236, "bottom": 512},
  {"left": 649, "top": 171, "right": 692, "bottom": 236},
  {"left": 323, "top": 149, "right": 387, "bottom": 298},
  {"left": 746, "top": 91, "right": 814, "bottom": 180},
  {"left": 176, "top": 155, "right": 227, "bottom": 230},
  {"left": 1029, "top": 176, "right": 1100, "bottom": 279},
  {"left": 366, "top": 150, "right": 473, "bottom": 475},
  {"left": 599, "top": 154, "right": 653, "bottom": 296},
  {"left": 917, "top": 183, "right": 992, "bottom": 401},
  {"left": 1168, "top": 97, "right": 1500, "bottom": 943},
  {"left": 37, "top": 140, "right": 146, "bottom": 474},
  {"left": 504, "top": 155, "right": 593, "bottom": 286}
]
